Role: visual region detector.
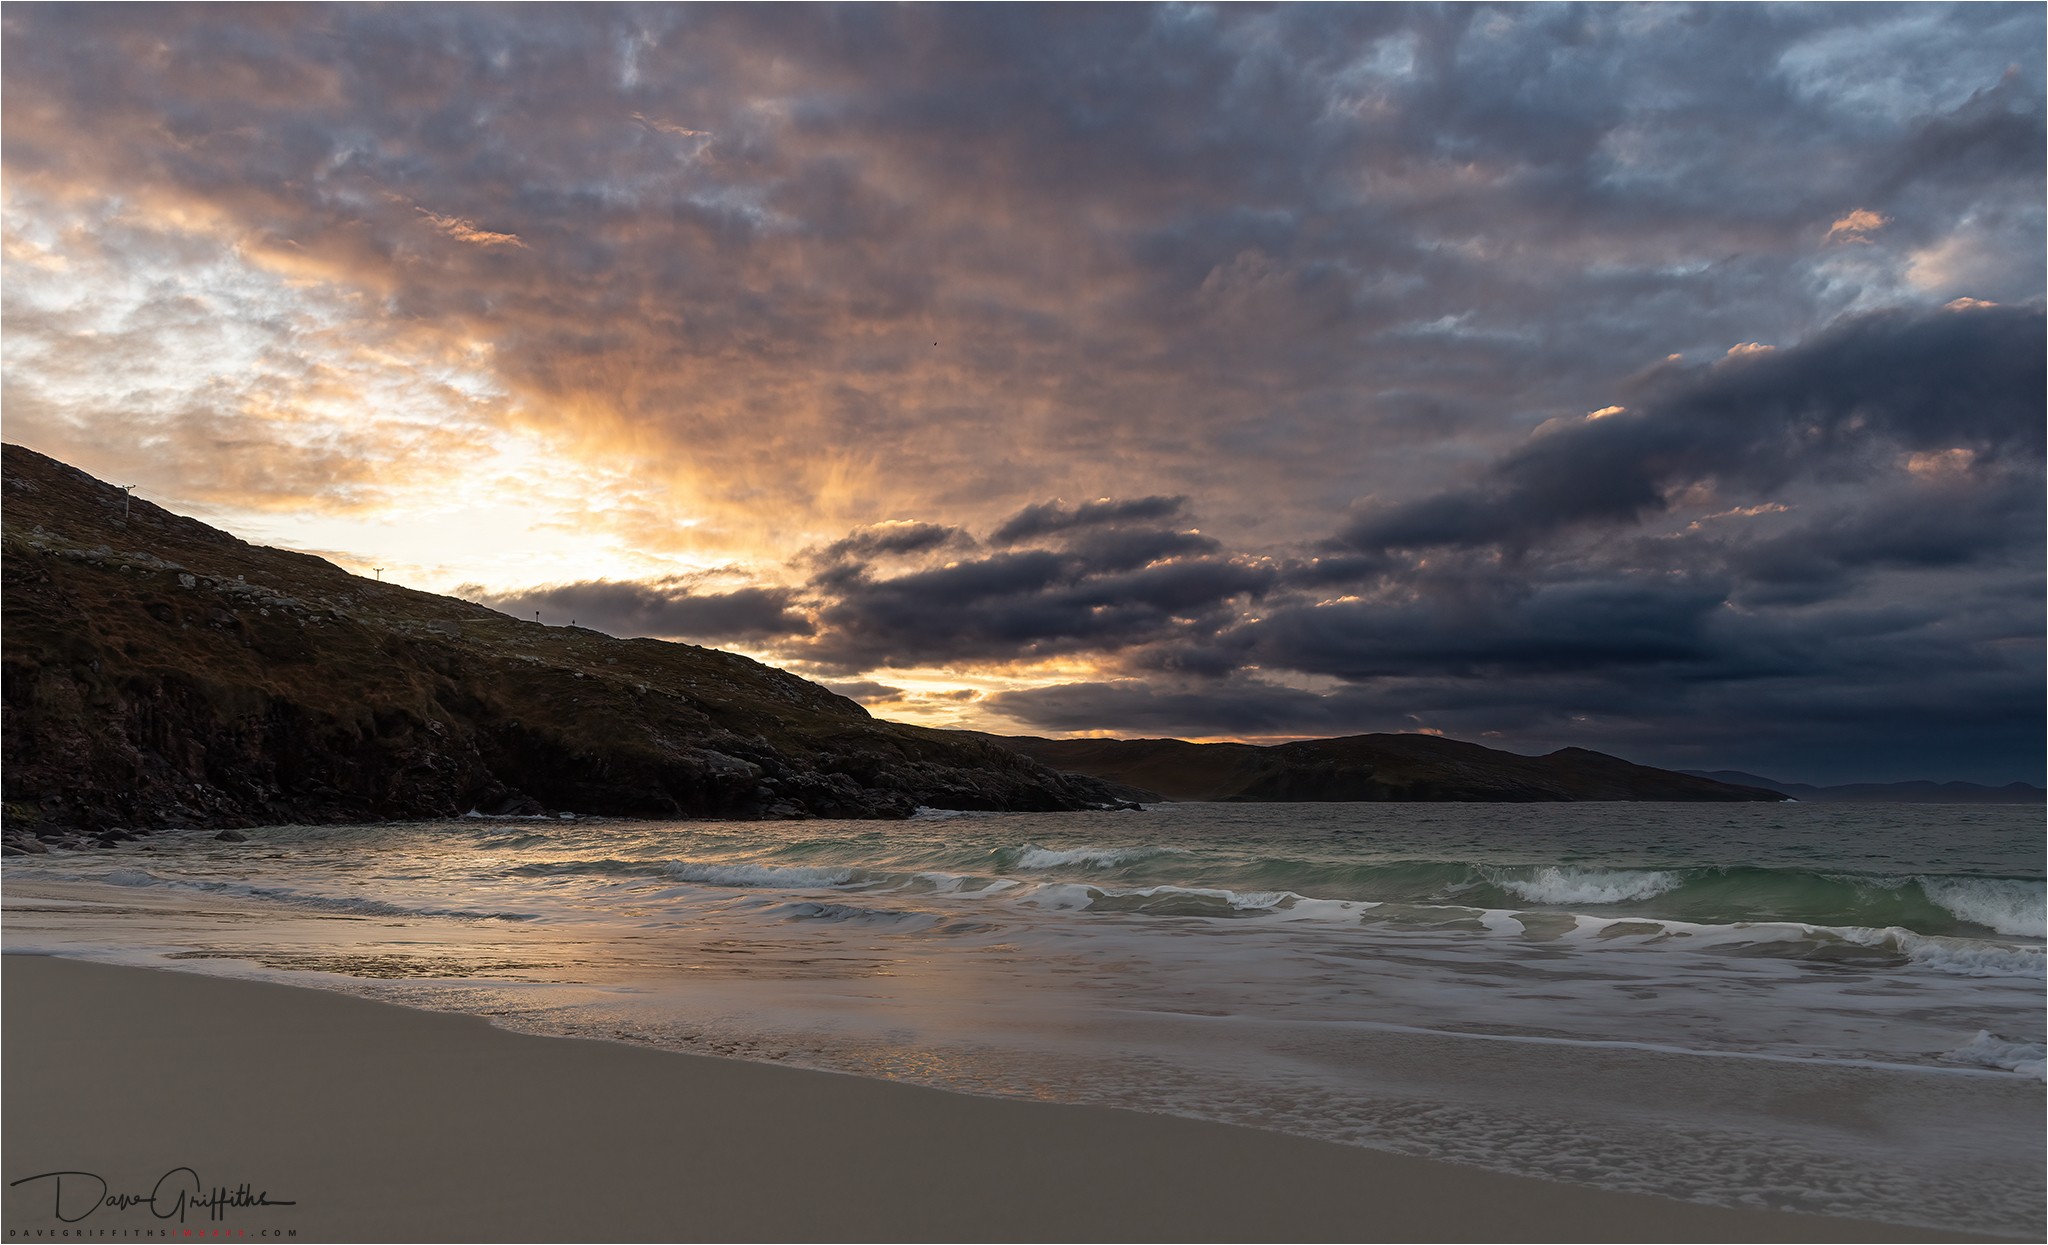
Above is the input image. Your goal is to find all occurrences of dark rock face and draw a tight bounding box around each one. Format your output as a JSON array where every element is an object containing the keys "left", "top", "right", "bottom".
[
  {"left": 976, "top": 733, "right": 1788, "bottom": 804},
  {"left": 1, "top": 445, "right": 1122, "bottom": 831}
]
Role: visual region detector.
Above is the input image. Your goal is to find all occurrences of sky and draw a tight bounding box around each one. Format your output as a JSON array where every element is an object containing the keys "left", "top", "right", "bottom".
[{"left": 3, "top": 3, "right": 2042, "bottom": 784}]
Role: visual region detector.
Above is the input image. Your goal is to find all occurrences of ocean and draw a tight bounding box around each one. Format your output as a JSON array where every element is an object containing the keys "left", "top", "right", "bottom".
[{"left": 6, "top": 801, "right": 2043, "bottom": 1236}]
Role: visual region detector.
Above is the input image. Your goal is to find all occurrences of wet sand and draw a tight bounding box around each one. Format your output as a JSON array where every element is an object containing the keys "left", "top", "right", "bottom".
[{"left": 0, "top": 955, "right": 1999, "bottom": 1242}]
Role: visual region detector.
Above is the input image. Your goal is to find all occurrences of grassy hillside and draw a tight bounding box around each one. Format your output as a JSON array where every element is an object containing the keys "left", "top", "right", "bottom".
[
  {"left": 1, "top": 444, "right": 1120, "bottom": 830},
  {"left": 977, "top": 733, "right": 1787, "bottom": 803}
]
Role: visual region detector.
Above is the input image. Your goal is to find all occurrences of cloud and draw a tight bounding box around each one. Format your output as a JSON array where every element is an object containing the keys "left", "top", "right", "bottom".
[
  {"left": 1, "top": 5, "right": 2040, "bottom": 781},
  {"left": 1337, "top": 303, "right": 2044, "bottom": 556},
  {"left": 1727, "top": 471, "right": 2043, "bottom": 593},
  {"left": 631, "top": 113, "right": 711, "bottom": 138},
  {"left": 990, "top": 496, "right": 1189, "bottom": 545},
  {"left": 820, "top": 679, "right": 905, "bottom": 704},
  {"left": 414, "top": 207, "right": 527, "bottom": 249},
  {"left": 814, "top": 521, "right": 969, "bottom": 565},
  {"left": 8, "top": 4, "right": 2040, "bottom": 556},
  {"left": 1826, "top": 208, "right": 1888, "bottom": 243},
  {"left": 462, "top": 579, "right": 812, "bottom": 641}
]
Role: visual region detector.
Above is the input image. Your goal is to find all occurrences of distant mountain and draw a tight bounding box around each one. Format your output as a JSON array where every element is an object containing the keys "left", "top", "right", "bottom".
[
  {"left": 1685, "top": 771, "right": 2046, "bottom": 804},
  {"left": 1, "top": 445, "right": 1126, "bottom": 831},
  {"left": 968, "top": 733, "right": 1788, "bottom": 803}
]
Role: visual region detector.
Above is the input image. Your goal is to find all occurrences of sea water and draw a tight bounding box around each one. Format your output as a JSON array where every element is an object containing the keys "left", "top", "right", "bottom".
[{"left": 5, "top": 801, "right": 2042, "bottom": 1235}]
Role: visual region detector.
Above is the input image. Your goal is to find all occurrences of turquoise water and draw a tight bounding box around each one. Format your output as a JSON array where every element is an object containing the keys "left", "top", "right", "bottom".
[{"left": 5, "top": 800, "right": 2043, "bottom": 1235}]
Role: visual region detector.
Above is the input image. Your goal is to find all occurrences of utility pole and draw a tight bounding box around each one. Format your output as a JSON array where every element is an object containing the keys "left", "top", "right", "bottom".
[
  {"left": 117, "top": 484, "right": 137, "bottom": 517},
  {"left": 373, "top": 567, "right": 385, "bottom": 581}
]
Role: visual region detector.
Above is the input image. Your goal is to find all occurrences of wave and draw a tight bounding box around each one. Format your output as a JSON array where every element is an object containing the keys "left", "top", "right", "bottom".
[
  {"left": 1016, "top": 881, "right": 1310, "bottom": 919},
  {"left": 1916, "top": 877, "right": 2044, "bottom": 938},
  {"left": 1209, "top": 859, "right": 2043, "bottom": 940},
  {"left": 475, "top": 833, "right": 553, "bottom": 850},
  {"left": 1490, "top": 866, "right": 1682, "bottom": 906},
  {"left": 662, "top": 861, "right": 858, "bottom": 888},
  {"left": 1004, "top": 843, "right": 1189, "bottom": 870},
  {"left": 771, "top": 900, "right": 932, "bottom": 927},
  {"left": 1940, "top": 1030, "right": 2047, "bottom": 1080}
]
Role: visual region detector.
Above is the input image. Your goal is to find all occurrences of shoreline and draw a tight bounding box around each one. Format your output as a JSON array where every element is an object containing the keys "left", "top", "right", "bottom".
[{"left": 2, "top": 954, "right": 2004, "bottom": 1243}]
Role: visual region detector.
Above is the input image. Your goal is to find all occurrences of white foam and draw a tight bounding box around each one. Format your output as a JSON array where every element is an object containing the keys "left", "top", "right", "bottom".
[
  {"left": 1494, "top": 867, "right": 1682, "bottom": 906},
  {"left": 1888, "top": 930, "right": 2047, "bottom": 979},
  {"left": 1124, "top": 884, "right": 1292, "bottom": 911},
  {"left": 1918, "top": 877, "right": 2046, "bottom": 938},
  {"left": 1477, "top": 909, "right": 1526, "bottom": 936},
  {"left": 1015, "top": 882, "right": 1100, "bottom": 911},
  {"left": 1010, "top": 844, "right": 1188, "bottom": 869},
  {"left": 1940, "top": 1030, "right": 2047, "bottom": 1080}
]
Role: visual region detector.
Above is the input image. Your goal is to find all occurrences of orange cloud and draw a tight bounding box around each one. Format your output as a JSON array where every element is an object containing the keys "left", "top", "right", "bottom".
[
  {"left": 1825, "top": 208, "right": 1887, "bottom": 244},
  {"left": 415, "top": 207, "right": 527, "bottom": 249}
]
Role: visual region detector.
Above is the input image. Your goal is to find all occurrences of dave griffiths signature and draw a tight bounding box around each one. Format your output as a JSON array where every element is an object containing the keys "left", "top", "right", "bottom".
[{"left": 9, "top": 1168, "right": 296, "bottom": 1223}]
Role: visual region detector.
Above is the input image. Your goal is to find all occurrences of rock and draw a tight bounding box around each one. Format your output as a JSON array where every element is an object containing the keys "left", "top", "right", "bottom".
[
  {"left": 484, "top": 793, "right": 545, "bottom": 817},
  {"left": 1, "top": 844, "right": 24, "bottom": 856},
  {"left": 213, "top": 829, "right": 249, "bottom": 842}
]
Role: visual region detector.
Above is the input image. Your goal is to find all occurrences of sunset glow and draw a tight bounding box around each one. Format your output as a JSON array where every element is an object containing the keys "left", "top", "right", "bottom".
[{"left": 4, "top": 4, "right": 2041, "bottom": 782}]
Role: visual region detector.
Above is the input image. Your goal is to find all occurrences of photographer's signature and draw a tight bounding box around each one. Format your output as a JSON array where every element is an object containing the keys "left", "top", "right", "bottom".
[{"left": 9, "top": 1168, "right": 295, "bottom": 1223}]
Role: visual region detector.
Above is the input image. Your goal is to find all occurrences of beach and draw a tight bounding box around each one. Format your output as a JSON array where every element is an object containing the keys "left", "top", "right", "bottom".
[
  {"left": 3, "top": 803, "right": 2042, "bottom": 1242},
  {"left": 3, "top": 954, "right": 1988, "bottom": 1243}
]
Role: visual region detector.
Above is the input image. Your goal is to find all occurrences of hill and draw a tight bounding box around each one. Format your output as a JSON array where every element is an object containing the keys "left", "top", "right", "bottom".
[
  {"left": 0, "top": 445, "right": 1124, "bottom": 831},
  {"left": 974, "top": 733, "right": 1786, "bottom": 803},
  {"left": 1686, "top": 770, "right": 2046, "bottom": 804}
]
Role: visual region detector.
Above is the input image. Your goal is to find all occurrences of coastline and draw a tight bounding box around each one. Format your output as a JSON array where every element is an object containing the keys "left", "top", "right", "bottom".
[{"left": 1, "top": 955, "right": 2000, "bottom": 1243}]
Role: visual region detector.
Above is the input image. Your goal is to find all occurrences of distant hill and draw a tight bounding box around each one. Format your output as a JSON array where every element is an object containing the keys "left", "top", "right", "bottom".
[
  {"left": 968, "top": 733, "right": 1787, "bottom": 803},
  {"left": 1, "top": 445, "right": 1125, "bottom": 830},
  {"left": 1685, "top": 771, "right": 2046, "bottom": 805}
]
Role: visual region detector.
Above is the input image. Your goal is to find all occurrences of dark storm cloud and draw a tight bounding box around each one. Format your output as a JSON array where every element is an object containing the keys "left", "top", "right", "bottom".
[
  {"left": 13, "top": 3, "right": 2038, "bottom": 544},
  {"left": 800, "top": 545, "right": 1274, "bottom": 673},
  {"left": 1728, "top": 472, "right": 2046, "bottom": 594},
  {"left": 770, "top": 496, "right": 1265, "bottom": 671},
  {"left": 463, "top": 580, "right": 812, "bottom": 642},
  {"left": 990, "top": 496, "right": 1189, "bottom": 545},
  {"left": 1238, "top": 579, "right": 1732, "bottom": 681},
  {"left": 815, "top": 521, "right": 969, "bottom": 565},
  {"left": 1059, "top": 526, "right": 1221, "bottom": 573},
  {"left": 990, "top": 575, "right": 2046, "bottom": 785},
  {"left": 1338, "top": 303, "right": 2045, "bottom": 555},
  {"left": 4, "top": 4, "right": 2042, "bottom": 781}
]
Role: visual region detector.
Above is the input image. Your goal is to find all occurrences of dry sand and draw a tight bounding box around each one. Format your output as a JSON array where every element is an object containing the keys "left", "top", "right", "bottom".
[{"left": 1, "top": 955, "right": 1992, "bottom": 1242}]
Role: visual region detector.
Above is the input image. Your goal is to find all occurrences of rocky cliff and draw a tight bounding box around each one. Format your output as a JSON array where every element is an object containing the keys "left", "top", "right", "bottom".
[{"left": 1, "top": 444, "right": 1123, "bottom": 831}]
